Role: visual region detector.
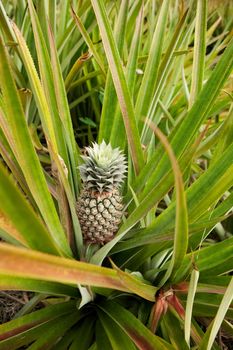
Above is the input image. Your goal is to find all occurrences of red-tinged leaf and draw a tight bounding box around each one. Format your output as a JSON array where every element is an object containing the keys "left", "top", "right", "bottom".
[
  {"left": 0, "top": 312, "right": 80, "bottom": 350},
  {"left": 167, "top": 293, "right": 185, "bottom": 319},
  {"left": 26, "top": 312, "right": 84, "bottom": 350},
  {"left": 98, "top": 301, "right": 175, "bottom": 350},
  {"left": 174, "top": 282, "right": 227, "bottom": 295},
  {"left": 0, "top": 301, "right": 76, "bottom": 340},
  {"left": 149, "top": 295, "right": 168, "bottom": 333},
  {"left": 0, "top": 243, "right": 126, "bottom": 291},
  {"left": 0, "top": 243, "right": 156, "bottom": 300}
]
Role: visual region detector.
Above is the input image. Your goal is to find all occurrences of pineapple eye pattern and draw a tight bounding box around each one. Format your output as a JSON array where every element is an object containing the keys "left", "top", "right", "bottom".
[{"left": 76, "top": 141, "right": 127, "bottom": 244}]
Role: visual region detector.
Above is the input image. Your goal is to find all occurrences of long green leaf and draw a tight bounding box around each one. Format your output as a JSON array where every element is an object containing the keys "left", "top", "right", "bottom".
[
  {"left": 184, "top": 268, "right": 199, "bottom": 346},
  {"left": 188, "top": 294, "right": 233, "bottom": 320},
  {"left": 118, "top": 142, "right": 233, "bottom": 249},
  {"left": 110, "top": 3, "right": 144, "bottom": 149},
  {"left": 48, "top": 23, "right": 81, "bottom": 198},
  {"left": 27, "top": 312, "right": 82, "bottom": 350},
  {"left": 0, "top": 163, "right": 61, "bottom": 254},
  {"left": 0, "top": 124, "right": 29, "bottom": 197},
  {"left": 135, "top": 36, "right": 233, "bottom": 201},
  {"left": 189, "top": 0, "right": 207, "bottom": 107},
  {"left": 162, "top": 311, "right": 190, "bottom": 350},
  {"left": 99, "top": 0, "right": 129, "bottom": 145},
  {"left": 142, "top": 8, "right": 189, "bottom": 141},
  {"left": 173, "top": 236, "right": 233, "bottom": 283},
  {"left": 0, "top": 274, "right": 78, "bottom": 297},
  {"left": 26, "top": 0, "right": 75, "bottom": 193},
  {"left": 0, "top": 312, "right": 80, "bottom": 350},
  {"left": 47, "top": 26, "right": 83, "bottom": 253},
  {"left": 0, "top": 301, "right": 76, "bottom": 340},
  {"left": 0, "top": 1, "right": 16, "bottom": 42},
  {"left": 95, "top": 320, "right": 113, "bottom": 350},
  {"left": 91, "top": 0, "right": 144, "bottom": 174},
  {"left": 69, "top": 317, "right": 95, "bottom": 350},
  {"left": 200, "top": 277, "right": 233, "bottom": 350},
  {"left": 134, "top": 0, "right": 170, "bottom": 125},
  {"left": 118, "top": 146, "right": 193, "bottom": 238},
  {"left": 50, "top": 327, "right": 78, "bottom": 350},
  {"left": 36, "top": 0, "right": 50, "bottom": 50},
  {"left": 12, "top": 21, "right": 57, "bottom": 159},
  {"left": 71, "top": 7, "right": 106, "bottom": 76},
  {"left": 148, "top": 124, "right": 188, "bottom": 286},
  {"left": 0, "top": 36, "right": 71, "bottom": 257},
  {"left": 98, "top": 301, "right": 175, "bottom": 350},
  {"left": 211, "top": 104, "right": 233, "bottom": 166},
  {"left": 98, "top": 311, "right": 136, "bottom": 350},
  {"left": 0, "top": 243, "right": 157, "bottom": 301}
]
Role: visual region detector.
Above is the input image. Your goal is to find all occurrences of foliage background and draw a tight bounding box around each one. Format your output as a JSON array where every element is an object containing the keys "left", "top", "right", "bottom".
[{"left": 0, "top": 0, "right": 233, "bottom": 349}]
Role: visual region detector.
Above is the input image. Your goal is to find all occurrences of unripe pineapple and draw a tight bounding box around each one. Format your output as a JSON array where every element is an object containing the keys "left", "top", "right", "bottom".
[{"left": 76, "top": 141, "right": 127, "bottom": 244}]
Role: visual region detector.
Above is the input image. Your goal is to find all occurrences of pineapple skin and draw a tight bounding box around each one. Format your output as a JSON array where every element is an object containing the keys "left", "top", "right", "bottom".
[{"left": 77, "top": 188, "right": 123, "bottom": 244}]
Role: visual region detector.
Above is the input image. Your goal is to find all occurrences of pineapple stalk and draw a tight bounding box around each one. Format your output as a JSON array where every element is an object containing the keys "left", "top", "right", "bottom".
[{"left": 76, "top": 141, "right": 127, "bottom": 244}]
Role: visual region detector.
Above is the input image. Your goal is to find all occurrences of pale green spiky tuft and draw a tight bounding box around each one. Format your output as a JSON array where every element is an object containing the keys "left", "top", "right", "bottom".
[{"left": 79, "top": 141, "right": 127, "bottom": 193}]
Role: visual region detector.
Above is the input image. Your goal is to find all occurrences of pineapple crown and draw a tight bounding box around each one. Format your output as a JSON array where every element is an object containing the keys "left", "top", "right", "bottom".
[{"left": 79, "top": 141, "right": 127, "bottom": 193}]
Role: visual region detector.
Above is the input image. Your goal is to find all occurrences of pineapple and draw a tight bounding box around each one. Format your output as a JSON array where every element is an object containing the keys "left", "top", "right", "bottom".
[{"left": 76, "top": 141, "right": 127, "bottom": 244}]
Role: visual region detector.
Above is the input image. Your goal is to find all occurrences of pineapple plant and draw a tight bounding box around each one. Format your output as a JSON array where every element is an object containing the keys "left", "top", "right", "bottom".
[
  {"left": 77, "top": 141, "right": 127, "bottom": 244},
  {"left": 0, "top": 0, "right": 233, "bottom": 349}
]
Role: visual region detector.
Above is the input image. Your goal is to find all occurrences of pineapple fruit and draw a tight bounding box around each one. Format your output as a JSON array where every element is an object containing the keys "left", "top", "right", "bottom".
[{"left": 76, "top": 141, "right": 127, "bottom": 244}]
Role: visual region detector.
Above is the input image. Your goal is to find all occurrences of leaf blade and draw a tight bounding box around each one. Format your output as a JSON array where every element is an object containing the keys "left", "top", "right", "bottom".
[
  {"left": 91, "top": 0, "right": 144, "bottom": 174},
  {"left": 0, "top": 243, "right": 157, "bottom": 301},
  {"left": 0, "top": 36, "right": 71, "bottom": 257},
  {"left": 98, "top": 301, "right": 175, "bottom": 350}
]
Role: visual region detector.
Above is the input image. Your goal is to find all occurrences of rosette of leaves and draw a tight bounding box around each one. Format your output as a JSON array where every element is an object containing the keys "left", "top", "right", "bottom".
[{"left": 0, "top": 0, "right": 233, "bottom": 349}]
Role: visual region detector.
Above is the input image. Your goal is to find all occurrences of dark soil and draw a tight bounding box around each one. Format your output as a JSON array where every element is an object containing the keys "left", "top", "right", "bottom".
[{"left": 0, "top": 291, "right": 30, "bottom": 324}]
